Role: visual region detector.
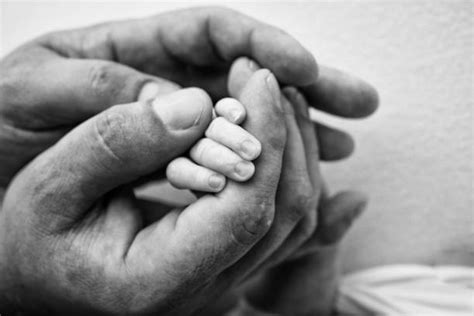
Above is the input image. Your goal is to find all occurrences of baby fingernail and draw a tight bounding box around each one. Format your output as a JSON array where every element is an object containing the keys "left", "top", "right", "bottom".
[
  {"left": 240, "top": 140, "right": 261, "bottom": 160},
  {"left": 209, "top": 174, "right": 225, "bottom": 190},
  {"left": 235, "top": 161, "right": 255, "bottom": 179}
]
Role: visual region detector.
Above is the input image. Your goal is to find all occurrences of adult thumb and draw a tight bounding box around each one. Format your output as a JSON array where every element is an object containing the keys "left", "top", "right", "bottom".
[{"left": 8, "top": 88, "right": 212, "bottom": 227}]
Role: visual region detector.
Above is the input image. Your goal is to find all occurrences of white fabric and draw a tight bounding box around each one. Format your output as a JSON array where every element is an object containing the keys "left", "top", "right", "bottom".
[{"left": 336, "top": 265, "right": 474, "bottom": 315}]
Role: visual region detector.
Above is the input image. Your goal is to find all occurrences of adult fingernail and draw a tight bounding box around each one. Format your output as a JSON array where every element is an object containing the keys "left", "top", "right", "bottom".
[
  {"left": 138, "top": 82, "right": 161, "bottom": 101},
  {"left": 234, "top": 161, "right": 255, "bottom": 179},
  {"left": 138, "top": 81, "right": 180, "bottom": 102},
  {"left": 247, "top": 58, "right": 260, "bottom": 71},
  {"left": 265, "top": 72, "right": 281, "bottom": 105},
  {"left": 209, "top": 174, "right": 225, "bottom": 190},
  {"left": 240, "top": 140, "right": 261, "bottom": 160},
  {"left": 152, "top": 88, "right": 211, "bottom": 130}
]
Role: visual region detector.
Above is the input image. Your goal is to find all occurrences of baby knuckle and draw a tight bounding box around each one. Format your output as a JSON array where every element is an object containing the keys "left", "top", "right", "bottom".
[
  {"left": 206, "top": 116, "right": 225, "bottom": 135},
  {"left": 192, "top": 138, "right": 211, "bottom": 161}
]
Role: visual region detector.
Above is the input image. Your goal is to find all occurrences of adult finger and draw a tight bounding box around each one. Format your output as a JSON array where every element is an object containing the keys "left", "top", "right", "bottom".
[
  {"left": 228, "top": 58, "right": 261, "bottom": 97},
  {"left": 303, "top": 65, "right": 379, "bottom": 118},
  {"left": 228, "top": 57, "right": 357, "bottom": 162},
  {"left": 0, "top": 51, "right": 181, "bottom": 184},
  {"left": 258, "top": 87, "right": 323, "bottom": 269},
  {"left": 316, "top": 121, "right": 355, "bottom": 161},
  {"left": 37, "top": 7, "right": 318, "bottom": 87},
  {"left": 0, "top": 49, "right": 180, "bottom": 128},
  {"left": 125, "top": 69, "right": 287, "bottom": 298},
  {"left": 243, "top": 191, "right": 367, "bottom": 315},
  {"left": 294, "top": 191, "right": 368, "bottom": 258},
  {"left": 33, "top": 7, "right": 378, "bottom": 119},
  {"left": 134, "top": 198, "right": 176, "bottom": 226},
  {"left": 287, "top": 87, "right": 321, "bottom": 189},
  {"left": 223, "top": 62, "right": 317, "bottom": 283},
  {"left": 5, "top": 88, "right": 213, "bottom": 229}
]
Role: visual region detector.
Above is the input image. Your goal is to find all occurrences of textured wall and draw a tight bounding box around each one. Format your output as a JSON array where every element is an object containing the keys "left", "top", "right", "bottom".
[{"left": 1, "top": 1, "right": 472, "bottom": 272}]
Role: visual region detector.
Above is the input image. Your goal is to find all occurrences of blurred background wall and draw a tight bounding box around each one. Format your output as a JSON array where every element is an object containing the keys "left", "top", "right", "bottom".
[{"left": 1, "top": 1, "right": 472, "bottom": 273}]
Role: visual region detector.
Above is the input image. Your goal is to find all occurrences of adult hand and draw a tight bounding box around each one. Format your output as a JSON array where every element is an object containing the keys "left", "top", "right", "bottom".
[
  {"left": 244, "top": 192, "right": 368, "bottom": 316},
  {"left": 197, "top": 57, "right": 369, "bottom": 315},
  {"left": 0, "top": 71, "right": 287, "bottom": 315},
  {"left": 0, "top": 6, "right": 378, "bottom": 187}
]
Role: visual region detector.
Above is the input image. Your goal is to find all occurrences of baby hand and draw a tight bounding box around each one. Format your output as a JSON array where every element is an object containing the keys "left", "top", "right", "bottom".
[{"left": 166, "top": 98, "right": 261, "bottom": 193}]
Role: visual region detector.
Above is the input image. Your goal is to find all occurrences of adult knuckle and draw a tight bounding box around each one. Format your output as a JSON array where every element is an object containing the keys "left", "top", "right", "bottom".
[
  {"left": 289, "top": 185, "right": 317, "bottom": 219},
  {"left": 94, "top": 110, "right": 130, "bottom": 166},
  {"left": 79, "top": 26, "right": 115, "bottom": 58},
  {"left": 299, "top": 212, "right": 318, "bottom": 242},
  {"left": 88, "top": 61, "right": 117, "bottom": 99},
  {"left": 0, "top": 62, "right": 24, "bottom": 117},
  {"left": 266, "top": 126, "right": 286, "bottom": 152},
  {"left": 231, "top": 198, "right": 275, "bottom": 246},
  {"left": 202, "top": 5, "right": 233, "bottom": 17}
]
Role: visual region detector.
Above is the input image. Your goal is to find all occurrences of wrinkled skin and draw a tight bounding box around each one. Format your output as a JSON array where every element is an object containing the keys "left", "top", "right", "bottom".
[
  {"left": 0, "top": 7, "right": 378, "bottom": 315},
  {"left": 0, "top": 7, "right": 378, "bottom": 187},
  {"left": 198, "top": 59, "right": 369, "bottom": 316},
  {"left": 0, "top": 70, "right": 288, "bottom": 315}
]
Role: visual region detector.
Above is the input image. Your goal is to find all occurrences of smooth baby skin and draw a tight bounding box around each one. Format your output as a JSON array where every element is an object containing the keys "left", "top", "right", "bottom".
[{"left": 167, "top": 98, "right": 262, "bottom": 193}]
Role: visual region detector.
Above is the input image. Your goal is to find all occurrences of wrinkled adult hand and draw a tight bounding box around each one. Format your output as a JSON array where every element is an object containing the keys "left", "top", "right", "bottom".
[
  {"left": 197, "top": 58, "right": 369, "bottom": 315},
  {"left": 0, "top": 70, "right": 288, "bottom": 315},
  {"left": 0, "top": 6, "right": 378, "bottom": 187},
  {"left": 243, "top": 192, "right": 368, "bottom": 316}
]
